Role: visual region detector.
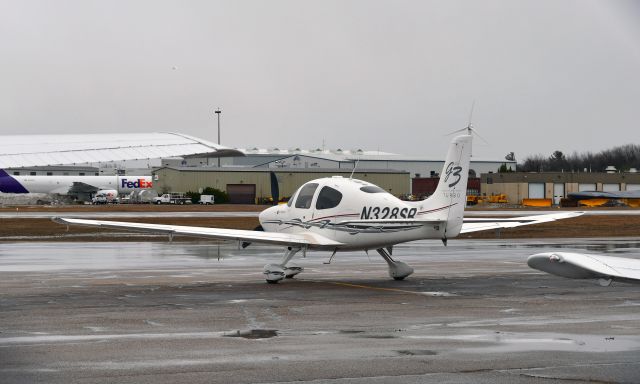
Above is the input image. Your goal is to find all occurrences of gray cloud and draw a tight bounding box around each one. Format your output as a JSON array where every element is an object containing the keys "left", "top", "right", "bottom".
[{"left": 1, "top": 0, "right": 638, "bottom": 161}]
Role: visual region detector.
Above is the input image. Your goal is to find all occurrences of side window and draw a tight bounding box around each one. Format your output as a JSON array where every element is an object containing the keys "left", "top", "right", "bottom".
[
  {"left": 360, "top": 186, "right": 387, "bottom": 193},
  {"left": 295, "top": 183, "right": 319, "bottom": 209},
  {"left": 316, "top": 186, "right": 342, "bottom": 210}
]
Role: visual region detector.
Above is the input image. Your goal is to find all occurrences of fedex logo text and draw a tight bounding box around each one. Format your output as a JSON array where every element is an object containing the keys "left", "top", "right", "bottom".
[{"left": 121, "top": 178, "right": 153, "bottom": 189}]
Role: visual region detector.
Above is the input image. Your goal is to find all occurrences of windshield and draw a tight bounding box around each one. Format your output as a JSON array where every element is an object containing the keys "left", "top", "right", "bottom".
[{"left": 287, "top": 187, "right": 300, "bottom": 207}]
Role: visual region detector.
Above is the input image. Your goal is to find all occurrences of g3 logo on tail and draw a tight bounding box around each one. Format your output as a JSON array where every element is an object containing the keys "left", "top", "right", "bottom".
[{"left": 444, "top": 162, "right": 462, "bottom": 188}]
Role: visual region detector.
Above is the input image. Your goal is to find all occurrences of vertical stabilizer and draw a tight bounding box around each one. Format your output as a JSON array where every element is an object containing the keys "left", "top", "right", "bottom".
[{"left": 419, "top": 134, "right": 472, "bottom": 238}]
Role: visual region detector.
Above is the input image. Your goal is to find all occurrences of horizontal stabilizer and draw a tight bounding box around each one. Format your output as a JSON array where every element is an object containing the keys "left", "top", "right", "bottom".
[{"left": 460, "top": 211, "right": 583, "bottom": 234}]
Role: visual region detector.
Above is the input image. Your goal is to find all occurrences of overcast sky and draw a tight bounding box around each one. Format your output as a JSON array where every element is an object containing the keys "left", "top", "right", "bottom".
[{"left": 1, "top": 0, "right": 639, "bottom": 161}]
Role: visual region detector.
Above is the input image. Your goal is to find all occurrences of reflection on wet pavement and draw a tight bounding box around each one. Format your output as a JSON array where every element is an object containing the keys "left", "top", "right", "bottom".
[{"left": 0, "top": 238, "right": 639, "bottom": 383}]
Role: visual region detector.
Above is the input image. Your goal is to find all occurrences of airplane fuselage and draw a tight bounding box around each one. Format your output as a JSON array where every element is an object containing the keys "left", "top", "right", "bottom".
[
  {"left": 258, "top": 176, "right": 448, "bottom": 250},
  {"left": 0, "top": 171, "right": 154, "bottom": 195}
]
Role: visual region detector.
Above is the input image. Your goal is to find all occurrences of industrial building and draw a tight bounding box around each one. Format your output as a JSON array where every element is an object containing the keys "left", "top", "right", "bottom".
[
  {"left": 152, "top": 167, "right": 410, "bottom": 204},
  {"left": 154, "top": 147, "right": 517, "bottom": 204},
  {"left": 175, "top": 148, "right": 516, "bottom": 178},
  {"left": 481, "top": 172, "right": 640, "bottom": 205}
]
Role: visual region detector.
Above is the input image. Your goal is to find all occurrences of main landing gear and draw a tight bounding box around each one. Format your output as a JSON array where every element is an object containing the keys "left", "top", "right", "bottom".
[
  {"left": 376, "top": 248, "right": 414, "bottom": 280},
  {"left": 263, "top": 247, "right": 304, "bottom": 284}
]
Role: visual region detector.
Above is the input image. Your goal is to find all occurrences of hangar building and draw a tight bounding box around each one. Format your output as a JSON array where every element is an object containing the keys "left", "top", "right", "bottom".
[
  {"left": 153, "top": 167, "right": 410, "bottom": 204},
  {"left": 170, "top": 147, "right": 515, "bottom": 178},
  {"left": 481, "top": 172, "right": 640, "bottom": 205}
]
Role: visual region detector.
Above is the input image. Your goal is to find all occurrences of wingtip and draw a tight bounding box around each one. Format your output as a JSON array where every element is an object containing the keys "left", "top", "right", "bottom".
[{"left": 51, "top": 217, "right": 66, "bottom": 224}]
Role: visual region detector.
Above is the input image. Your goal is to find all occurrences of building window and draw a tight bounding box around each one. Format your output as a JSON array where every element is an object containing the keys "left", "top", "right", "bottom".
[
  {"left": 63, "top": 172, "right": 69, "bottom": 176},
  {"left": 46, "top": 172, "right": 53, "bottom": 176},
  {"left": 79, "top": 173, "right": 85, "bottom": 176},
  {"left": 30, "top": 172, "right": 36, "bottom": 176},
  {"left": 13, "top": 172, "right": 20, "bottom": 176}
]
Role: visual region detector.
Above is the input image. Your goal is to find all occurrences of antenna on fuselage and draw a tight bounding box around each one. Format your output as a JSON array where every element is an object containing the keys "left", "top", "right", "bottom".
[{"left": 349, "top": 157, "right": 360, "bottom": 180}]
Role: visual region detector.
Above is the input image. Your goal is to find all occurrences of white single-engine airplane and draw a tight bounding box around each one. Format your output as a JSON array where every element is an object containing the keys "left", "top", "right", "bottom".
[{"left": 55, "top": 132, "right": 581, "bottom": 283}]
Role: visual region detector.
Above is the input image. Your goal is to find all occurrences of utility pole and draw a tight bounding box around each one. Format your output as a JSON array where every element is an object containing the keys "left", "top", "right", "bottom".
[{"left": 215, "top": 108, "right": 221, "bottom": 167}]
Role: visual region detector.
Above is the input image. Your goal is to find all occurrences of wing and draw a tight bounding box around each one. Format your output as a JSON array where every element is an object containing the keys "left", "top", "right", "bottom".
[
  {"left": 528, "top": 252, "right": 640, "bottom": 285},
  {"left": 53, "top": 217, "right": 342, "bottom": 248},
  {"left": 460, "top": 211, "right": 583, "bottom": 234}
]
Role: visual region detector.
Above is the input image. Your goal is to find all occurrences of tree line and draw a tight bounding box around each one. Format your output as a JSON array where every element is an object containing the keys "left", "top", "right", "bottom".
[{"left": 516, "top": 144, "right": 640, "bottom": 172}]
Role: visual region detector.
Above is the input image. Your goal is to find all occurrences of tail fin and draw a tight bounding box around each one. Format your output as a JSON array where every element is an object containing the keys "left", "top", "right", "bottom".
[{"left": 420, "top": 134, "right": 472, "bottom": 238}]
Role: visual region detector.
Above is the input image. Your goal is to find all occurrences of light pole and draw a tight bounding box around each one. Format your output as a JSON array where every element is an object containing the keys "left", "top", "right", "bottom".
[{"left": 215, "top": 108, "right": 221, "bottom": 167}]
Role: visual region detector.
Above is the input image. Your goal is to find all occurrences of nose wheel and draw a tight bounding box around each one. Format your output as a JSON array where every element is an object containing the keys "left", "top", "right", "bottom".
[
  {"left": 263, "top": 247, "right": 304, "bottom": 283},
  {"left": 376, "top": 248, "right": 414, "bottom": 280}
]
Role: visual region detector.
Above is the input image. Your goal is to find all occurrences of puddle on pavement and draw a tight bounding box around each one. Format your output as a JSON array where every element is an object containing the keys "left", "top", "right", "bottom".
[
  {"left": 223, "top": 329, "right": 278, "bottom": 339},
  {"left": 397, "top": 349, "right": 438, "bottom": 356},
  {"left": 357, "top": 334, "right": 398, "bottom": 339}
]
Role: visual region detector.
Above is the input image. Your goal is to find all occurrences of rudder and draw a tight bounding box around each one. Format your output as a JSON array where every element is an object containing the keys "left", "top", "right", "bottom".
[{"left": 420, "top": 134, "right": 472, "bottom": 238}]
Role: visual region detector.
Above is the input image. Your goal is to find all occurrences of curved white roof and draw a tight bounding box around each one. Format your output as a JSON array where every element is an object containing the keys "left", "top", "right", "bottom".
[{"left": 0, "top": 132, "right": 244, "bottom": 168}]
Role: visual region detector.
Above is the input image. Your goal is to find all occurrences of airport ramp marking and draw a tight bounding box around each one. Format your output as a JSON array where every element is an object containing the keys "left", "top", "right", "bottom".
[{"left": 303, "top": 279, "right": 443, "bottom": 296}]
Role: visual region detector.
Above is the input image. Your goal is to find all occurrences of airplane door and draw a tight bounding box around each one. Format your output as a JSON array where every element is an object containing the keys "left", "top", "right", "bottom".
[{"left": 553, "top": 183, "right": 564, "bottom": 205}]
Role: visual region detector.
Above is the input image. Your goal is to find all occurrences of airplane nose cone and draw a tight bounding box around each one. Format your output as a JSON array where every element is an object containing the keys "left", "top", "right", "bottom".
[{"left": 259, "top": 205, "right": 278, "bottom": 225}]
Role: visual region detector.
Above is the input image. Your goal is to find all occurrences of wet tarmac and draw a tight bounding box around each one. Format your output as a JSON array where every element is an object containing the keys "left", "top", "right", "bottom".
[{"left": 1, "top": 239, "right": 639, "bottom": 383}]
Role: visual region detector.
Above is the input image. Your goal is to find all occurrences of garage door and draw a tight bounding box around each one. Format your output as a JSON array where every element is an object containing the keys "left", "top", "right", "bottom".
[
  {"left": 553, "top": 183, "right": 564, "bottom": 205},
  {"left": 626, "top": 184, "right": 640, "bottom": 191},
  {"left": 578, "top": 183, "right": 596, "bottom": 192},
  {"left": 603, "top": 183, "right": 620, "bottom": 192},
  {"left": 227, "top": 184, "right": 256, "bottom": 204},
  {"left": 528, "top": 183, "right": 545, "bottom": 199}
]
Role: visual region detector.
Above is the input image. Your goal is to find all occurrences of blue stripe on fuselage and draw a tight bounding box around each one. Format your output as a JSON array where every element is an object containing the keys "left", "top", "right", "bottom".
[{"left": 0, "top": 170, "right": 29, "bottom": 193}]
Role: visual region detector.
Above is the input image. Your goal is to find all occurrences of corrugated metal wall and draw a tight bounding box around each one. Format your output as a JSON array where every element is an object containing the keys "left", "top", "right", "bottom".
[{"left": 154, "top": 168, "right": 410, "bottom": 201}]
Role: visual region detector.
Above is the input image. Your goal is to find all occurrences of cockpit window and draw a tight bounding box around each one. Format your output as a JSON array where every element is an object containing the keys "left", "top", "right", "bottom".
[
  {"left": 360, "top": 185, "right": 387, "bottom": 193},
  {"left": 315, "top": 186, "right": 342, "bottom": 210},
  {"left": 294, "top": 183, "right": 319, "bottom": 209}
]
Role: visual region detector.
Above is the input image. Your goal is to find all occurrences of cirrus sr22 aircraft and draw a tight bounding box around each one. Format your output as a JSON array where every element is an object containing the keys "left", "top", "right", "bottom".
[{"left": 55, "top": 132, "right": 581, "bottom": 283}]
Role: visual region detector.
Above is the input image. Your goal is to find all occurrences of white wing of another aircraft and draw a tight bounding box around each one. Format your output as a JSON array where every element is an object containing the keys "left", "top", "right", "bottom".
[
  {"left": 528, "top": 252, "right": 640, "bottom": 286},
  {"left": 0, "top": 132, "right": 243, "bottom": 168}
]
